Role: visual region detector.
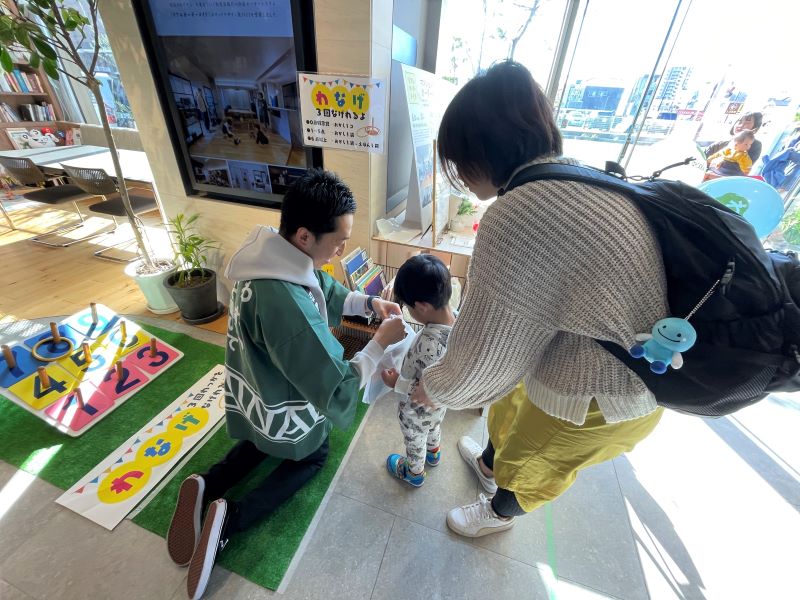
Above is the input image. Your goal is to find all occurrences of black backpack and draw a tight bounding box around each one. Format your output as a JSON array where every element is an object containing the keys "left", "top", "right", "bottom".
[{"left": 501, "top": 162, "right": 800, "bottom": 417}]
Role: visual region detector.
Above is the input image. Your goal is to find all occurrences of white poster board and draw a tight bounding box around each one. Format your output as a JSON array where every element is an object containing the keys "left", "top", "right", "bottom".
[
  {"left": 400, "top": 65, "right": 455, "bottom": 232},
  {"left": 298, "top": 73, "right": 387, "bottom": 154},
  {"left": 56, "top": 366, "right": 227, "bottom": 530}
]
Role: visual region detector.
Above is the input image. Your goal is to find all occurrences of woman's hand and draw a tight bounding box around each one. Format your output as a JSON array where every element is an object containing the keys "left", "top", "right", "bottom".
[
  {"left": 372, "top": 297, "right": 401, "bottom": 320},
  {"left": 381, "top": 368, "right": 400, "bottom": 388},
  {"left": 411, "top": 377, "right": 437, "bottom": 410}
]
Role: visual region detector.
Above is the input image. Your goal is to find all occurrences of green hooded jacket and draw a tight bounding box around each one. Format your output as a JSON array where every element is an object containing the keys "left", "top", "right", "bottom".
[{"left": 223, "top": 226, "right": 381, "bottom": 460}]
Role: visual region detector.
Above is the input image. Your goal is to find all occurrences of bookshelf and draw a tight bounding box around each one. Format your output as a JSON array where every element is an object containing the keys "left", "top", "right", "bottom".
[{"left": 0, "top": 1, "right": 77, "bottom": 150}]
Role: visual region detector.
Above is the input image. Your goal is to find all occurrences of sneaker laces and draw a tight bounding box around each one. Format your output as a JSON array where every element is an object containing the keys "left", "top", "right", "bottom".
[{"left": 462, "top": 493, "right": 496, "bottom": 525}]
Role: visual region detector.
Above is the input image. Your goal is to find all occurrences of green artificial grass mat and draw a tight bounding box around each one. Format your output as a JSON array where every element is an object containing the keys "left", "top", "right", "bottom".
[{"left": 0, "top": 322, "right": 369, "bottom": 590}]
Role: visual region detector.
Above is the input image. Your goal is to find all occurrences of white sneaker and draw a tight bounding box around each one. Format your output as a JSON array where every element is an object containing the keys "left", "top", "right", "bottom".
[
  {"left": 457, "top": 436, "right": 497, "bottom": 494},
  {"left": 446, "top": 493, "right": 515, "bottom": 538}
]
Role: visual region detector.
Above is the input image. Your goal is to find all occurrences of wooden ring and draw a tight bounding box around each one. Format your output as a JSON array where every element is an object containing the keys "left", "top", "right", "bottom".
[{"left": 31, "top": 337, "right": 74, "bottom": 362}]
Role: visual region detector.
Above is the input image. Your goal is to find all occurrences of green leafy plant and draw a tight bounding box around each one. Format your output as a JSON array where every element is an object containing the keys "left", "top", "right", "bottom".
[
  {"left": 781, "top": 209, "right": 800, "bottom": 246},
  {"left": 456, "top": 197, "right": 478, "bottom": 216},
  {"left": 168, "top": 213, "right": 219, "bottom": 288},
  {"left": 0, "top": 1, "right": 156, "bottom": 268}
]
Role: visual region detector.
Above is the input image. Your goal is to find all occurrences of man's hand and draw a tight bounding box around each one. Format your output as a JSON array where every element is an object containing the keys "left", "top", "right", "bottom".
[
  {"left": 381, "top": 368, "right": 400, "bottom": 388},
  {"left": 371, "top": 297, "right": 401, "bottom": 320},
  {"left": 410, "top": 377, "right": 437, "bottom": 409},
  {"left": 373, "top": 315, "right": 406, "bottom": 348}
]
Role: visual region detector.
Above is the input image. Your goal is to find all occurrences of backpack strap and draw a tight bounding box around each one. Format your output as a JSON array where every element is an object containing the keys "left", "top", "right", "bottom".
[{"left": 498, "top": 162, "right": 640, "bottom": 198}]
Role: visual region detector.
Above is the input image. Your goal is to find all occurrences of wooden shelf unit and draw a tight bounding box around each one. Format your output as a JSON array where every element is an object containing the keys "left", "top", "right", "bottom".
[{"left": 0, "top": 4, "right": 71, "bottom": 150}]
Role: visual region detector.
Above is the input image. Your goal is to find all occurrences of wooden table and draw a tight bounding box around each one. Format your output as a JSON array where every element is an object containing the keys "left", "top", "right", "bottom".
[{"left": 0, "top": 145, "right": 155, "bottom": 184}]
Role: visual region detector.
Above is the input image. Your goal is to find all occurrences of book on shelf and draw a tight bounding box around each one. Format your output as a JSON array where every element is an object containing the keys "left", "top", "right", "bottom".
[
  {"left": 0, "top": 102, "right": 21, "bottom": 122},
  {"left": 338, "top": 246, "right": 387, "bottom": 296},
  {"left": 354, "top": 265, "right": 387, "bottom": 297},
  {"left": 4, "top": 72, "right": 20, "bottom": 93},
  {"left": 11, "top": 70, "right": 29, "bottom": 93},
  {"left": 339, "top": 247, "right": 369, "bottom": 290},
  {"left": 12, "top": 102, "right": 54, "bottom": 123}
]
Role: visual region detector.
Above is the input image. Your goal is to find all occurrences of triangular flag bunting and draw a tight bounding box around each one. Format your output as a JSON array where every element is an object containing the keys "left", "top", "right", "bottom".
[
  {"left": 146, "top": 428, "right": 153, "bottom": 433},
  {"left": 303, "top": 76, "right": 307, "bottom": 82},
  {"left": 115, "top": 457, "right": 124, "bottom": 464},
  {"left": 75, "top": 486, "right": 85, "bottom": 494},
  {"left": 104, "top": 467, "right": 112, "bottom": 474},
  {"left": 134, "top": 438, "right": 141, "bottom": 444},
  {"left": 90, "top": 476, "right": 100, "bottom": 484},
  {"left": 376, "top": 82, "right": 381, "bottom": 88},
  {"left": 125, "top": 448, "right": 133, "bottom": 454}
]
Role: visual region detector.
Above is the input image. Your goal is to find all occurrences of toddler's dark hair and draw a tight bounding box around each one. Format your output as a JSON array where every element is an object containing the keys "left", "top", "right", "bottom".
[{"left": 393, "top": 254, "right": 452, "bottom": 310}]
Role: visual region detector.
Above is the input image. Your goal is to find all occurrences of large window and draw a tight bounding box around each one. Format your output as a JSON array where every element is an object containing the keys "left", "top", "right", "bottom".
[
  {"left": 434, "top": 0, "right": 800, "bottom": 250},
  {"left": 436, "top": 0, "right": 568, "bottom": 87},
  {"left": 54, "top": 0, "right": 136, "bottom": 129}
]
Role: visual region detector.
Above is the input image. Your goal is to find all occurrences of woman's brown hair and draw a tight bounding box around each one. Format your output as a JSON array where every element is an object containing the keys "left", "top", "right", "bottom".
[{"left": 438, "top": 61, "right": 562, "bottom": 189}]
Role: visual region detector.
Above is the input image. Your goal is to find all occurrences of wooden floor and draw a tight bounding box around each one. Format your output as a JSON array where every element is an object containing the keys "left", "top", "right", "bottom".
[
  {"left": 189, "top": 128, "right": 301, "bottom": 166},
  {"left": 0, "top": 193, "right": 227, "bottom": 335}
]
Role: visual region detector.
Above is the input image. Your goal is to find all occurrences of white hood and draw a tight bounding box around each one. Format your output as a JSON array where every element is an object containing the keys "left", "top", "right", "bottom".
[{"left": 224, "top": 225, "right": 328, "bottom": 322}]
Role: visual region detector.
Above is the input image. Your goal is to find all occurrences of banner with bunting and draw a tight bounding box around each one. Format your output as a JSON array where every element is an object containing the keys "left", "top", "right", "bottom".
[
  {"left": 298, "top": 72, "right": 387, "bottom": 154},
  {"left": 56, "top": 366, "right": 227, "bottom": 530}
]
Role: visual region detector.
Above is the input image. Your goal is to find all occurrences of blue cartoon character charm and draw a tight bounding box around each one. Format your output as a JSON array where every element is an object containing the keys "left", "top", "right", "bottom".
[{"left": 629, "top": 317, "right": 697, "bottom": 374}]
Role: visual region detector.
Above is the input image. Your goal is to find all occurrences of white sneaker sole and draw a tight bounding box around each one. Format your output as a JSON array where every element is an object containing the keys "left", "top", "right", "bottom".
[
  {"left": 446, "top": 512, "right": 516, "bottom": 538},
  {"left": 187, "top": 499, "right": 226, "bottom": 600},
  {"left": 457, "top": 437, "right": 498, "bottom": 494}
]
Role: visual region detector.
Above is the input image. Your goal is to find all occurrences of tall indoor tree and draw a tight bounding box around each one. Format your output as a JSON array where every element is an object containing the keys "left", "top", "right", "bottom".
[{"left": 0, "top": 0, "right": 156, "bottom": 268}]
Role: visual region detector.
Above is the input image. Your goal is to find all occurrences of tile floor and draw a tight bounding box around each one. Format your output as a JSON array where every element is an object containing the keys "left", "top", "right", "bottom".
[{"left": 1, "top": 318, "right": 798, "bottom": 600}]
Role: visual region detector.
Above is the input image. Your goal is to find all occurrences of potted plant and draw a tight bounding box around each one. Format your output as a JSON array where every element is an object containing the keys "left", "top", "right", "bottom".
[
  {"left": 450, "top": 197, "right": 478, "bottom": 234},
  {"left": 0, "top": 1, "right": 176, "bottom": 312},
  {"left": 163, "top": 213, "right": 222, "bottom": 324}
]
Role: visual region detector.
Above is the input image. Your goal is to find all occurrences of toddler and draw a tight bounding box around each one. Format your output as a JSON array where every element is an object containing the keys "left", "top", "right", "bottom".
[
  {"left": 707, "top": 129, "right": 754, "bottom": 176},
  {"left": 382, "top": 255, "right": 455, "bottom": 487}
]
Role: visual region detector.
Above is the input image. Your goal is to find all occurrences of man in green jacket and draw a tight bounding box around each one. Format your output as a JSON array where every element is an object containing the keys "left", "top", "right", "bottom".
[{"left": 166, "top": 170, "right": 405, "bottom": 600}]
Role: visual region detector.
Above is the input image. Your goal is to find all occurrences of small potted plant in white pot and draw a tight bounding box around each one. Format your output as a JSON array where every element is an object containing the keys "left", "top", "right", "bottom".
[
  {"left": 163, "top": 213, "right": 223, "bottom": 324},
  {"left": 450, "top": 197, "right": 478, "bottom": 234}
]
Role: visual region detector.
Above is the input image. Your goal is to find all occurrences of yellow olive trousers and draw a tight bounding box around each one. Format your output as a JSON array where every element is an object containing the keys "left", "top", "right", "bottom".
[{"left": 487, "top": 384, "right": 664, "bottom": 512}]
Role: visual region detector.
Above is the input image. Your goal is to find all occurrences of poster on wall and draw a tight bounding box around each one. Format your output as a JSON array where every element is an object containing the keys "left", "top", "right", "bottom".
[
  {"left": 56, "top": 366, "right": 226, "bottom": 530},
  {"left": 298, "top": 73, "right": 387, "bottom": 154},
  {"left": 400, "top": 64, "right": 455, "bottom": 232}
]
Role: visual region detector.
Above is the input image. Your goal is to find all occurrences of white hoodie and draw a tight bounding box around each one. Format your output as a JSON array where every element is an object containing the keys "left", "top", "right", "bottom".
[{"left": 225, "top": 225, "right": 384, "bottom": 385}]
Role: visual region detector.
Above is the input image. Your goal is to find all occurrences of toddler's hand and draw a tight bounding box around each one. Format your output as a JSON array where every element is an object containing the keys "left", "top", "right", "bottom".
[{"left": 381, "top": 368, "right": 400, "bottom": 388}]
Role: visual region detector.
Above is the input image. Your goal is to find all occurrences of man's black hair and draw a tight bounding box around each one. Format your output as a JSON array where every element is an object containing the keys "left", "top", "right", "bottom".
[
  {"left": 279, "top": 169, "right": 356, "bottom": 238},
  {"left": 393, "top": 254, "right": 452, "bottom": 310}
]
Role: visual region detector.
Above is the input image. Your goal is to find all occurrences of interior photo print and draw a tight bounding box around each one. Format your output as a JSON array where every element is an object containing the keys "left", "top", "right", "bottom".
[{"left": 146, "top": 0, "right": 307, "bottom": 201}]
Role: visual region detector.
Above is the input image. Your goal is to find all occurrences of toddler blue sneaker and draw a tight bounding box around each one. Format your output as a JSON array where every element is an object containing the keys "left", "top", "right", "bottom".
[
  {"left": 386, "top": 454, "right": 425, "bottom": 487},
  {"left": 426, "top": 447, "right": 441, "bottom": 467}
]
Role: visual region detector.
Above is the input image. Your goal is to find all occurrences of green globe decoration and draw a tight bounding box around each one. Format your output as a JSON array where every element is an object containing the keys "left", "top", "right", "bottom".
[{"left": 717, "top": 192, "right": 750, "bottom": 215}]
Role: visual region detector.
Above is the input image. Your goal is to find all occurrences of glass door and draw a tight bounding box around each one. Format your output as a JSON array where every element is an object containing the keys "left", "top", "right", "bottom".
[
  {"left": 623, "top": 0, "right": 800, "bottom": 249},
  {"left": 551, "top": 0, "right": 686, "bottom": 170}
]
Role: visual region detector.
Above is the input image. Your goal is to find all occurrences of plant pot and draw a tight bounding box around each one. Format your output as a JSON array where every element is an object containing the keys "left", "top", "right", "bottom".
[
  {"left": 125, "top": 260, "right": 179, "bottom": 315},
  {"left": 163, "top": 268, "right": 220, "bottom": 322},
  {"left": 449, "top": 214, "right": 476, "bottom": 234}
]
